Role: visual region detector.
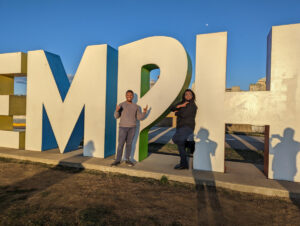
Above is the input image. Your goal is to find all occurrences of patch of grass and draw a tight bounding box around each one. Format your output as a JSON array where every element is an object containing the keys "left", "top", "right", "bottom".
[
  {"left": 130, "top": 176, "right": 144, "bottom": 183},
  {"left": 225, "top": 148, "right": 264, "bottom": 164},
  {"left": 0, "top": 157, "right": 53, "bottom": 168},
  {"left": 0, "top": 155, "right": 191, "bottom": 190},
  {"left": 108, "top": 171, "right": 132, "bottom": 180},
  {"left": 1, "top": 205, "right": 73, "bottom": 226},
  {"left": 40, "top": 191, "right": 51, "bottom": 197},
  {"left": 5, "top": 206, "right": 31, "bottom": 219},
  {"left": 0, "top": 188, "right": 36, "bottom": 210},
  {"left": 169, "top": 181, "right": 194, "bottom": 190},
  {"left": 1, "top": 160, "right": 300, "bottom": 225},
  {"left": 82, "top": 168, "right": 105, "bottom": 176},
  {"left": 0, "top": 157, "right": 15, "bottom": 163},
  {"left": 160, "top": 175, "right": 169, "bottom": 185},
  {"left": 79, "top": 205, "right": 115, "bottom": 225},
  {"left": 146, "top": 215, "right": 161, "bottom": 225},
  {"left": 226, "top": 131, "right": 265, "bottom": 137},
  {"left": 171, "top": 221, "right": 183, "bottom": 226}
]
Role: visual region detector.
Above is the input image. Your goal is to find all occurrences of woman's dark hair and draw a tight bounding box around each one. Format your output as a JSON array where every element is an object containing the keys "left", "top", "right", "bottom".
[
  {"left": 126, "top": 90, "right": 134, "bottom": 95},
  {"left": 181, "top": 89, "right": 196, "bottom": 102}
]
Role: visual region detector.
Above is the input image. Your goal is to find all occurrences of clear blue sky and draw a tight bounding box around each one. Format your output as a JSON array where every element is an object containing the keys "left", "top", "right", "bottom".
[{"left": 1, "top": 0, "right": 300, "bottom": 94}]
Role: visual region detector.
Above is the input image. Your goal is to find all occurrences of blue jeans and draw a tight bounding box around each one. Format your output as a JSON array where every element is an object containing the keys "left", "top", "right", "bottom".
[
  {"left": 172, "top": 126, "right": 194, "bottom": 167},
  {"left": 115, "top": 127, "right": 136, "bottom": 162}
]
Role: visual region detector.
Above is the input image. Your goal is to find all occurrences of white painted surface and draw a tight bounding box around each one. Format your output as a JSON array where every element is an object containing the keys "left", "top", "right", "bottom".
[
  {"left": 0, "top": 52, "right": 27, "bottom": 150},
  {"left": 194, "top": 32, "right": 227, "bottom": 172},
  {"left": 0, "top": 96, "right": 10, "bottom": 115},
  {"left": 0, "top": 52, "right": 26, "bottom": 75},
  {"left": 117, "top": 36, "right": 191, "bottom": 161},
  {"left": 0, "top": 130, "right": 23, "bottom": 149},
  {"left": 26, "top": 45, "right": 117, "bottom": 158},
  {"left": 194, "top": 24, "right": 300, "bottom": 182}
]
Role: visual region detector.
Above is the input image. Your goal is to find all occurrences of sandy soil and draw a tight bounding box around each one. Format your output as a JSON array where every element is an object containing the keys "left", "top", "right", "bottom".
[{"left": 0, "top": 158, "right": 299, "bottom": 226}]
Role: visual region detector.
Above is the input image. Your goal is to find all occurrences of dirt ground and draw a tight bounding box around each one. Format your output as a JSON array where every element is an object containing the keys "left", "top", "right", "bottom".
[{"left": 0, "top": 157, "right": 299, "bottom": 226}]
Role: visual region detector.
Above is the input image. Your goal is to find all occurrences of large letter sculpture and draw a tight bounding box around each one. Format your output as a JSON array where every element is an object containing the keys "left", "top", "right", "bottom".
[
  {"left": 26, "top": 45, "right": 118, "bottom": 157},
  {"left": 0, "top": 52, "right": 27, "bottom": 149},
  {"left": 194, "top": 24, "right": 300, "bottom": 182},
  {"left": 118, "top": 36, "right": 191, "bottom": 161},
  {"left": 0, "top": 52, "right": 26, "bottom": 149}
]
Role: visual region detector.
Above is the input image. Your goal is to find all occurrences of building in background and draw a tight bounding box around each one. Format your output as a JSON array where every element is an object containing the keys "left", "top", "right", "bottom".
[
  {"left": 249, "top": 77, "right": 266, "bottom": 91},
  {"left": 226, "top": 86, "right": 241, "bottom": 92}
]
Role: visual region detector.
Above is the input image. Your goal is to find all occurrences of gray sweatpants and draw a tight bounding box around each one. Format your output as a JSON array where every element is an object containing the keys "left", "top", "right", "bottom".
[{"left": 115, "top": 127, "right": 136, "bottom": 162}]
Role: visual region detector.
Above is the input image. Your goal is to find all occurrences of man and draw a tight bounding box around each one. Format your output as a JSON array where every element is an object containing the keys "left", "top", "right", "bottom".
[{"left": 111, "top": 90, "right": 148, "bottom": 166}]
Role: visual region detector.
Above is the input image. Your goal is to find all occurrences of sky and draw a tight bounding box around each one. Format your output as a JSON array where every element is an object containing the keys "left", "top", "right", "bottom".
[{"left": 1, "top": 0, "right": 300, "bottom": 94}]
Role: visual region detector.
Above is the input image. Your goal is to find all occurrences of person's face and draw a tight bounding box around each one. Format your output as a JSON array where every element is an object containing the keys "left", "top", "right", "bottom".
[
  {"left": 126, "top": 92, "right": 134, "bottom": 102},
  {"left": 185, "top": 91, "right": 193, "bottom": 101}
]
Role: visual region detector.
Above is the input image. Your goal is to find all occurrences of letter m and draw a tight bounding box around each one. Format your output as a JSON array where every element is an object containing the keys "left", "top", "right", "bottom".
[{"left": 25, "top": 45, "right": 118, "bottom": 158}]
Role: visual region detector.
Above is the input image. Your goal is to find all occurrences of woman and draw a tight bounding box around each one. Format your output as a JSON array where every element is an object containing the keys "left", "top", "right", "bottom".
[{"left": 171, "top": 89, "right": 197, "bottom": 169}]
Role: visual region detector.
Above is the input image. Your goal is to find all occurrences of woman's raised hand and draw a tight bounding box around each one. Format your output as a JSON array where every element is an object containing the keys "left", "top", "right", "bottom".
[{"left": 177, "top": 101, "right": 189, "bottom": 108}]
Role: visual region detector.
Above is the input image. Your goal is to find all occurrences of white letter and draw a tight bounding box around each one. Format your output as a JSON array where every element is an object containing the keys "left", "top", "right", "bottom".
[
  {"left": 118, "top": 36, "right": 191, "bottom": 161},
  {"left": 0, "top": 52, "right": 26, "bottom": 149},
  {"left": 26, "top": 45, "right": 118, "bottom": 158},
  {"left": 194, "top": 24, "right": 300, "bottom": 182}
]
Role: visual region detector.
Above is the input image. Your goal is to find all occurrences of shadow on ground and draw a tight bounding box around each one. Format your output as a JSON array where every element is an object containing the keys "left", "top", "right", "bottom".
[{"left": 0, "top": 142, "right": 96, "bottom": 215}]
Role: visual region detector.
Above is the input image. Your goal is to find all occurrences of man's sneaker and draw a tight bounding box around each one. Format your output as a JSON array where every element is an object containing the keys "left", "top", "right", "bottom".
[
  {"left": 126, "top": 160, "right": 135, "bottom": 167},
  {"left": 111, "top": 161, "right": 121, "bottom": 167}
]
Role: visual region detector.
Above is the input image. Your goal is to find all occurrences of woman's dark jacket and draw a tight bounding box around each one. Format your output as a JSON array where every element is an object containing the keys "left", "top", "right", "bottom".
[{"left": 171, "top": 101, "right": 197, "bottom": 130}]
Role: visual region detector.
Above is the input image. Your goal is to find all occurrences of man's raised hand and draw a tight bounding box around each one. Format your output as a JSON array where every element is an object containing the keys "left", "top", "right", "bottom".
[{"left": 143, "top": 105, "right": 148, "bottom": 113}]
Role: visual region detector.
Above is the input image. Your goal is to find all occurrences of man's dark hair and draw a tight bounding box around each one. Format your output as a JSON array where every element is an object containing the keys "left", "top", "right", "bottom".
[{"left": 126, "top": 90, "right": 134, "bottom": 95}]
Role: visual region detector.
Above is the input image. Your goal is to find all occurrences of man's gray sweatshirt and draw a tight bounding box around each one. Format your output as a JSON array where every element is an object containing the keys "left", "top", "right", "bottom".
[{"left": 114, "top": 101, "right": 146, "bottom": 127}]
